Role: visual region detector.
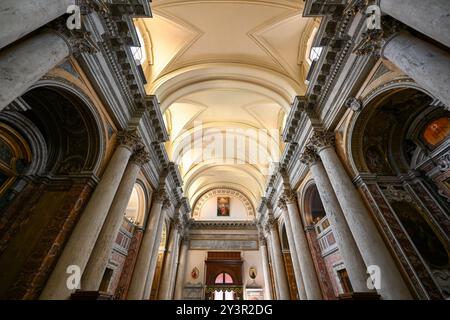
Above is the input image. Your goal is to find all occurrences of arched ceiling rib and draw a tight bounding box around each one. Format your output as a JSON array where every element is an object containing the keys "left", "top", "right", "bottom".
[{"left": 135, "top": 0, "right": 315, "bottom": 210}]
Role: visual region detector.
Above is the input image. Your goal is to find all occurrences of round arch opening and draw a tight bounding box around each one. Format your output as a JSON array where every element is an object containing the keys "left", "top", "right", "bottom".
[{"left": 125, "top": 183, "right": 147, "bottom": 227}]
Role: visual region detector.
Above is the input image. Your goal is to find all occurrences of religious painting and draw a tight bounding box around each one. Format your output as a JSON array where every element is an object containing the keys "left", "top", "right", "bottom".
[
  {"left": 249, "top": 267, "right": 257, "bottom": 280},
  {"left": 217, "top": 197, "right": 230, "bottom": 216},
  {"left": 422, "top": 117, "right": 450, "bottom": 149},
  {"left": 191, "top": 267, "right": 199, "bottom": 280}
]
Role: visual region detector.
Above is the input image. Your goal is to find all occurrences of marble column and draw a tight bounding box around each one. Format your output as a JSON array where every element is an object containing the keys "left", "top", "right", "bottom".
[
  {"left": 265, "top": 235, "right": 278, "bottom": 299},
  {"left": 266, "top": 220, "right": 290, "bottom": 300},
  {"left": 380, "top": 0, "right": 450, "bottom": 48},
  {"left": 259, "top": 234, "right": 273, "bottom": 300},
  {"left": 282, "top": 190, "right": 322, "bottom": 300},
  {"left": 300, "top": 147, "right": 369, "bottom": 293},
  {"left": 127, "top": 190, "right": 167, "bottom": 300},
  {"left": 277, "top": 200, "right": 307, "bottom": 300},
  {"left": 174, "top": 237, "right": 189, "bottom": 300},
  {"left": 40, "top": 131, "right": 139, "bottom": 300},
  {"left": 168, "top": 232, "right": 182, "bottom": 299},
  {"left": 0, "top": 0, "right": 74, "bottom": 50},
  {"left": 0, "top": 27, "right": 93, "bottom": 111},
  {"left": 142, "top": 200, "right": 170, "bottom": 299},
  {"left": 158, "top": 224, "right": 180, "bottom": 300},
  {"left": 82, "top": 146, "right": 150, "bottom": 291},
  {"left": 381, "top": 31, "right": 450, "bottom": 108},
  {"left": 309, "top": 130, "right": 412, "bottom": 299}
]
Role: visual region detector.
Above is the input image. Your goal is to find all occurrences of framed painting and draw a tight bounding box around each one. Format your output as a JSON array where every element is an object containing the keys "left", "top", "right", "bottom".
[{"left": 217, "top": 197, "right": 230, "bottom": 216}]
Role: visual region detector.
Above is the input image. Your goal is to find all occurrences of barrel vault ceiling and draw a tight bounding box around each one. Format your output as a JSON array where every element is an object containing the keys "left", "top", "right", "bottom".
[{"left": 134, "top": 0, "right": 317, "bottom": 209}]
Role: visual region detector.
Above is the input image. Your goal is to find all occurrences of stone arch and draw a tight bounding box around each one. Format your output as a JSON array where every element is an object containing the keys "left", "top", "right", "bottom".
[
  {"left": 125, "top": 182, "right": 148, "bottom": 227},
  {"left": 346, "top": 80, "right": 442, "bottom": 175},
  {"left": 192, "top": 187, "right": 255, "bottom": 220},
  {"left": 10, "top": 78, "right": 106, "bottom": 175},
  {"left": 345, "top": 81, "right": 450, "bottom": 299},
  {"left": 298, "top": 178, "right": 317, "bottom": 226}
]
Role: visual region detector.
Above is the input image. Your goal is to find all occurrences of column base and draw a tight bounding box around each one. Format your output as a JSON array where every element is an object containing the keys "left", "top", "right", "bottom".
[
  {"left": 70, "top": 291, "right": 114, "bottom": 300},
  {"left": 337, "top": 292, "right": 381, "bottom": 300}
]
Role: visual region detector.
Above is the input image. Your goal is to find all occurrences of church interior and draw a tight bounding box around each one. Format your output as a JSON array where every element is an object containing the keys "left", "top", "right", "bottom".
[{"left": 0, "top": 0, "right": 449, "bottom": 300}]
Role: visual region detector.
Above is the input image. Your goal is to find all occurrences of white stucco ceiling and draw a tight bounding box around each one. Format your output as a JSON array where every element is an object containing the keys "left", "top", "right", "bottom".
[{"left": 134, "top": 0, "right": 317, "bottom": 208}]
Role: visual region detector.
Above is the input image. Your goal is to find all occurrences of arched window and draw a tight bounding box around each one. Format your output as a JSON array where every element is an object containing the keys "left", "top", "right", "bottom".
[
  {"left": 130, "top": 28, "right": 147, "bottom": 65},
  {"left": 215, "top": 272, "right": 234, "bottom": 284},
  {"left": 124, "top": 184, "right": 146, "bottom": 226},
  {"left": 214, "top": 273, "right": 235, "bottom": 300}
]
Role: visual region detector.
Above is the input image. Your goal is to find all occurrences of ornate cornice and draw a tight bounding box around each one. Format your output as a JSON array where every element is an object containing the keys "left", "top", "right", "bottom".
[
  {"left": 189, "top": 220, "right": 257, "bottom": 230},
  {"left": 162, "top": 198, "right": 172, "bottom": 211},
  {"left": 343, "top": 0, "right": 370, "bottom": 16},
  {"left": 47, "top": 18, "right": 99, "bottom": 57}
]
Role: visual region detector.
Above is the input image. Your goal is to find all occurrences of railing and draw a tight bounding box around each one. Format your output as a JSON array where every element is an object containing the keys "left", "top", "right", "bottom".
[
  {"left": 315, "top": 216, "right": 338, "bottom": 256},
  {"left": 205, "top": 285, "right": 244, "bottom": 300}
]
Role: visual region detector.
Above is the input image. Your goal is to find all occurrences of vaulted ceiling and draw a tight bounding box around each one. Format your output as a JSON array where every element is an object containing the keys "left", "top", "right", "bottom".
[{"left": 134, "top": 0, "right": 317, "bottom": 209}]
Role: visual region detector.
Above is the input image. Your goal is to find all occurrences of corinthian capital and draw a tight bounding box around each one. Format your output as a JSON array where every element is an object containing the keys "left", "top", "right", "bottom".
[
  {"left": 282, "top": 189, "right": 297, "bottom": 205},
  {"left": 153, "top": 187, "right": 167, "bottom": 204},
  {"left": 353, "top": 15, "right": 402, "bottom": 57},
  {"left": 48, "top": 17, "right": 99, "bottom": 57},
  {"left": 259, "top": 232, "right": 267, "bottom": 246},
  {"left": 266, "top": 216, "right": 277, "bottom": 231},
  {"left": 162, "top": 198, "right": 172, "bottom": 211},
  {"left": 344, "top": 0, "right": 368, "bottom": 16},
  {"left": 308, "top": 130, "right": 335, "bottom": 153},
  {"left": 117, "top": 130, "right": 140, "bottom": 151},
  {"left": 131, "top": 145, "right": 151, "bottom": 167},
  {"left": 277, "top": 197, "right": 287, "bottom": 212},
  {"left": 299, "top": 146, "right": 320, "bottom": 167}
]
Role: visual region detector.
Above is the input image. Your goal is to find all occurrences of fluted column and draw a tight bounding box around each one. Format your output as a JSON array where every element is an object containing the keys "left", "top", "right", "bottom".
[
  {"left": 158, "top": 224, "right": 180, "bottom": 300},
  {"left": 142, "top": 199, "right": 171, "bottom": 299},
  {"left": 0, "top": 28, "right": 95, "bottom": 111},
  {"left": 258, "top": 234, "right": 273, "bottom": 300},
  {"left": 309, "top": 130, "right": 412, "bottom": 299},
  {"left": 0, "top": 0, "right": 74, "bottom": 50},
  {"left": 40, "top": 131, "right": 139, "bottom": 300},
  {"left": 174, "top": 237, "right": 189, "bottom": 300},
  {"left": 281, "top": 190, "right": 322, "bottom": 300},
  {"left": 266, "top": 219, "right": 290, "bottom": 300},
  {"left": 277, "top": 199, "right": 307, "bottom": 300},
  {"left": 82, "top": 145, "right": 150, "bottom": 291},
  {"left": 127, "top": 190, "right": 167, "bottom": 300},
  {"left": 379, "top": 0, "right": 450, "bottom": 48},
  {"left": 300, "top": 147, "right": 369, "bottom": 293}
]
